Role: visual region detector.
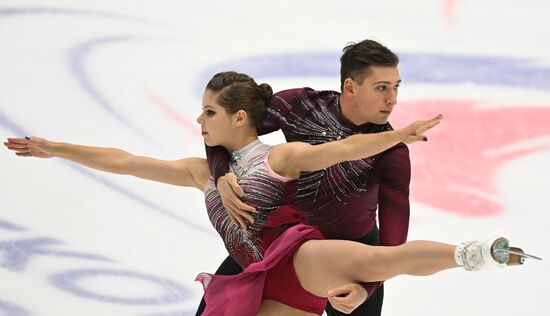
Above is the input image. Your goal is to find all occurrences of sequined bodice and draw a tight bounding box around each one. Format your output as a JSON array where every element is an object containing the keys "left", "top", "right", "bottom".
[{"left": 204, "top": 140, "right": 298, "bottom": 268}]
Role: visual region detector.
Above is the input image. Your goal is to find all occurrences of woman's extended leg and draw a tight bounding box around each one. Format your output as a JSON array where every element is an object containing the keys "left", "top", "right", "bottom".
[
  {"left": 257, "top": 236, "right": 534, "bottom": 315},
  {"left": 293, "top": 239, "right": 460, "bottom": 297},
  {"left": 257, "top": 240, "right": 461, "bottom": 315}
]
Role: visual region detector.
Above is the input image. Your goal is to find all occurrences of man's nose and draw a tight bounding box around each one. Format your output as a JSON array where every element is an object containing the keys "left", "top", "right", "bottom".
[{"left": 386, "top": 90, "right": 397, "bottom": 106}]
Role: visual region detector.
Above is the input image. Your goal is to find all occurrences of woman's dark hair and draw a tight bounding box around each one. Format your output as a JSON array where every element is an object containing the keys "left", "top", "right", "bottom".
[
  {"left": 206, "top": 71, "right": 272, "bottom": 127},
  {"left": 340, "top": 39, "right": 399, "bottom": 91}
]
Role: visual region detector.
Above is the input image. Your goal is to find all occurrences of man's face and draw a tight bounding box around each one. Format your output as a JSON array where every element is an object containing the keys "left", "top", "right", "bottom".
[{"left": 351, "top": 66, "right": 401, "bottom": 125}]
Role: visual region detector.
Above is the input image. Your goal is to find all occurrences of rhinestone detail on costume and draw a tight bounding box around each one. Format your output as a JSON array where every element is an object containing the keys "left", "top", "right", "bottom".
[{"left": 204, "top": 141, "right": 295, "bottom": 268}]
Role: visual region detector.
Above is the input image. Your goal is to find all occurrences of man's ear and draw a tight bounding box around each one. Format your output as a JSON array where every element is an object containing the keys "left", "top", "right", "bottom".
[
  {"left": 342, "top": 78, "right": 356, "bottom": 97},
  {"left": 233, "top": 109, "right": 248, "bottom": 127}
]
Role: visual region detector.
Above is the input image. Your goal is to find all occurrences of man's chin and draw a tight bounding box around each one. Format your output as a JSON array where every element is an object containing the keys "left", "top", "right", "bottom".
[
  {"left": 204, "top": 139, "right": 220, "bottom": 147},
  {"left": 372, "top": 118, "right": 390, "bottom": 125}
]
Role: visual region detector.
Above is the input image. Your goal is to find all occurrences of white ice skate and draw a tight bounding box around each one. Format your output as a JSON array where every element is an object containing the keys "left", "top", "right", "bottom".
[{"left": 457, "top": 237, "right": 542, "bottom": 271}]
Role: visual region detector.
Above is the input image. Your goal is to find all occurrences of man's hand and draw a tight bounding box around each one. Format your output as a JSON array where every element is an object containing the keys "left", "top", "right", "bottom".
[
  {"left": 327, "top": 283, "right": 368, "bottom": 314},
  {"left": 217, "top": 172, "right": 256, "bottom": 230}
]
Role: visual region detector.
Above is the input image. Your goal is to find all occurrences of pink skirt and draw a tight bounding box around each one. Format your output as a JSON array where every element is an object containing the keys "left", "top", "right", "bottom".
[{"left": 196, "top": 224, "right": 325, "bottom": 315}]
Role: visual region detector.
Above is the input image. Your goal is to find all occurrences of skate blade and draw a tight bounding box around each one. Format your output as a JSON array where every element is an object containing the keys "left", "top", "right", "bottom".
[
  {"left": 506, "top": 249, "right": 542, "bottom": 261},
  {"left": 496, "top": 247, "right": 542, "bottom": 266}
]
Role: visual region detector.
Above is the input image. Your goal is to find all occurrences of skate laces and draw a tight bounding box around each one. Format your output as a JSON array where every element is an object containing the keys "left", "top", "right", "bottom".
[{"left": 456, "top": 241, "right": 484, "bottom": 271}]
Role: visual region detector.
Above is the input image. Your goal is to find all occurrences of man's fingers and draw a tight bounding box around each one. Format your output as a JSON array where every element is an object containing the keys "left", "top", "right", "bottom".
[
  {"left": 328, "top": 301, "right": 354, "bottom": 314},
  {"left": 327, "top": 287, "right": 355, "bottom": 313},
  {"left": 16, "top": 152, "right": 32, "bottom": 157},
  {"left": 221, "top": 190, "right": 254, "bottom": 213},
  {"left": 327, "top": 285, "right": 352, "bottom": 297},
  {"left": 333, "top": 307, "right": 352, "bottom": 314},
  {"left": 327, "top": 296, "right": 352, "bottom": 306},
  {"left": 229, "top": 210, "right": 248, "bottom": 230},
  {"left": 222, "top": 199, "right": 253, "bottom": 227},
  {"left": 226, "top": 211, "right": 240, "bottom": 228},
  {"left": 225, "top": 172, "right": 244, "bottom": 197},
  {"left": 223, "top": 200, "right": 234, "bottom": 211},
  {"left": 235, "top": 200, "right": 256, "bottom": 212},
  {"left": 224, "top": 202, "right": 255, "bottom": 224},
  {"left": 327, "top": 299, "right": 353, "bottom": 313},
  {"left": 234, "top": 209, "right": 255, "bottom": 224},
  {"left": 234, "top": 213, "right": 247, "bottom": 230},
  {"left": 226, "top": 206, "right": 247, "bottom": 229},
  {"left": 226, "top": 199, "right": 254, "bottom": 215},
  {"left": 227, "top": 176, "right": 244, "bottom": 197},
  {"left": 226, "top": 206, "right": 243, "bottom": 227},
  {"left": 329, "top": 296, "right": 350, "bottom": 303},
  {"left": 225, "top": 201, "right": 254, "bottom": 224},
  {"left": 219, "top": 173, "right": 250, "bottom": 229}
]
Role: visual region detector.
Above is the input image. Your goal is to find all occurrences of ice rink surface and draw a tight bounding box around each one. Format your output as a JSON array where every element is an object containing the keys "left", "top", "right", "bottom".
[{"left": 0, "top": 1, "right": 549, "bottom": 315}]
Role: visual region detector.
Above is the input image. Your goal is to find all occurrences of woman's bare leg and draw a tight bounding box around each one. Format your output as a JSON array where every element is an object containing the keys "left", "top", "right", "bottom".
[
  {"left": 293, "top": 239, "right": 459, "bottom": 297},
  {"left": 257, "top": 240, "right": 459, "bottom": 315},
  {"left": 258, "top": 237, "right": 533, "bottom": 314}
]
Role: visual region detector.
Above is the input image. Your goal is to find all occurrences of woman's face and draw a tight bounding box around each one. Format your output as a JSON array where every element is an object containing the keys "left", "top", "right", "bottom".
[{"left": 196, "top": 89, "right": 234, "bottom": 147}]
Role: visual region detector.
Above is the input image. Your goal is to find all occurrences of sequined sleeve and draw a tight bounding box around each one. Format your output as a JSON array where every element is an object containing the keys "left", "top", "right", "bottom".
[{"left": 257, "top": 88, "right": 309, "bottom": 137}]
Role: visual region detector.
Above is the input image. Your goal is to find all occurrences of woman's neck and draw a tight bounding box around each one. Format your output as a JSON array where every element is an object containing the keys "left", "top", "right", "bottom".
[{"left": 224, "top": 135, "right": 259, "bottom": 154}]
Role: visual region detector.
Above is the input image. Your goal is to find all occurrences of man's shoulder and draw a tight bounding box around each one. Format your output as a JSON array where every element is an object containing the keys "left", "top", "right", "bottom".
[
  {"left": 380, "top": 142, "right": 410, "bottom": 159},
  {"left": 273, "top": 87, "right": 339, "bottom": 106},
  {"left": 375, "top": 143, "right": 411, "bottom": 173},
  {"left": 272, "top": 87, "right": 310, "bottom": 101}
]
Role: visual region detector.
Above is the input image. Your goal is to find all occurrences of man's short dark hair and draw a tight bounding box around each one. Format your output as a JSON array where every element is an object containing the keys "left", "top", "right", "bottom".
[{"left": 340, "top": 39, "right": 399, "bottom": 91}]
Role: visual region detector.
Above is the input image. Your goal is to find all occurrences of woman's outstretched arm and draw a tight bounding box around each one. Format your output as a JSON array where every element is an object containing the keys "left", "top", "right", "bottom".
[
  {"left": 3, "top": 137, "right": 210, "bottom": 190},
  {"left": 269, "top": 115, "right": 442, "bottom": 178}
]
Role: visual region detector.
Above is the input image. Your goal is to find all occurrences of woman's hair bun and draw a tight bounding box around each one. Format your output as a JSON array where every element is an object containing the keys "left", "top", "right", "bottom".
[{"left": 258, "top": 83, "right": 273, "bottom": 100}]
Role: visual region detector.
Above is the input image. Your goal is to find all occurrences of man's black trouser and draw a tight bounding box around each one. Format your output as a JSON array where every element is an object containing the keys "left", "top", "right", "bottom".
[{"left": 195, "top": 226, "right": 383, "bottom": 316}]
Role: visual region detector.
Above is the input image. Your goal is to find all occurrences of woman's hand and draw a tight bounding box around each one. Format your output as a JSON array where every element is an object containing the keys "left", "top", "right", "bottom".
[
  {"left": 3, "top": 137, "right": 55, "bottom": 158},
  {"left": 396, "top": 114, "right": 443, "bottom": 144}
]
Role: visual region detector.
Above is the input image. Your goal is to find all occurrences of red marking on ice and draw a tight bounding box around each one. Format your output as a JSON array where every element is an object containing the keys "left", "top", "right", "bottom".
[
  {"left": 142, "top": 87, "right": 201, "bottom": 137},
  {"left": 392, "top": 100, "right": 550, "bottom": 217},
  {"left": 443, "top": 0, "right": 458, "bottom": 26}
]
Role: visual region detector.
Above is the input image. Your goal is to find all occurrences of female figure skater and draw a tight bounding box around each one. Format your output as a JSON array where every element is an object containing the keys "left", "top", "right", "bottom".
[{"left": 4, "top": 71, "right": 536, "bottom": 316}]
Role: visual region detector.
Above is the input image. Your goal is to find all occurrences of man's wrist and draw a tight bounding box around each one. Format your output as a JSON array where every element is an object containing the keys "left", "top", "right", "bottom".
[{"left": 215, "top": 175, "right": 226, "bottom": 188}]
